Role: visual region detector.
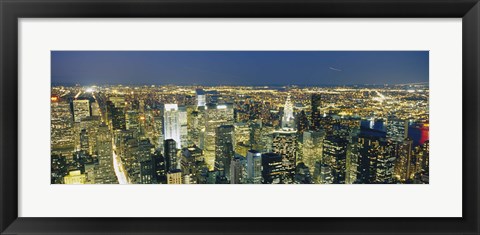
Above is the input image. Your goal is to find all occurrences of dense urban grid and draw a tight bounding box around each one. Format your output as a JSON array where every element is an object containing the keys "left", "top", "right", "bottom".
[{"left": 51, "top": 84, "right": 429, "bottom": 184}]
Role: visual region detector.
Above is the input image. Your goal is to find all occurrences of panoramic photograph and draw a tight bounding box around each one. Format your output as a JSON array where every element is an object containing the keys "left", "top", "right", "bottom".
[{"left": 50, "top": 51, "right": 429, "bottom": 184}]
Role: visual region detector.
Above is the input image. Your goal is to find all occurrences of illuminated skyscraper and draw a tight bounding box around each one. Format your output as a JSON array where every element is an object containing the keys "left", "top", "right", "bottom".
[
  {"left": 164, "top": 104, "right": 181, "bottom": 148},
  {"left": 375, "top": 146, "right": 396, "bottom": 184},
  {"left": 126, "top": 110, "right": 140, "bottom": 132},
  {"left": 394, "top": 138, "right": 414, "bottom": 182},
  {"left": 234, "top": 122, "right": 251, "bottom": 156},
  {"left": 386, "top": 118, "right": 408, "bottom": 142},
  {"left": 95, "top": 124, "right": 117, "bottom": 184},
  {"left": 180, "top": 148, "right": 199, "bottom": 184},
  {"left": 75, "top": 116, "right": 101, "bottom": 154},
  {"left": 178, "top": 105, "right": 188, "bottom": 148},
  {"left": 107, "top": 100, "right": 126, "bottom": 130},
  {"left": 91, "top": 101, "right": 101, "bottom": 117},
  {"left": 140, "top": 158, "right": 155, "bottom": 184},
  {"left": 215, "top": 125, "right": 234, "bottom": 182},
  {"left": 323, "top": 136, "right": 348, "bottom": 184},
  {"left": 319, "top": 164, "right": 333, "bottom": 184},
  {"left": 188, "top": 107, "right": 205, "bottom": 148},
  {"left": 356, "top": 134, "right": 395, "bottom": 184},
  {"left": 298, "top": 130, "right": 325, "bottom": 174},
  {"left": 204, "top": 103, "right": 234, "bottom": 170},
  {"left": 311, "top": 93, "right": 322, "bottom": 131},
  {"left": 51, "top": 97, "right": 75, "bottom": 154},
  {"left": 281, "top": 94, "right": 295, "bottom": 130},
  {"left": 109, "top": 96, "right": 126, "bottom": 108},
  {"left": 261, "top": 152, "right": 285, "bottom": 184},
  {"left": 230, "top": 155, "right": 246, "bottom": 184},
  {"left": 79, "top": 129, "right": 89, "bottom": 153},
  {"left": 123, "top": 139, "right": 155, "bottom": 184},
  {"left": 272, "top": 130, "right": 297, "bottom": 183},
  {"left": 73, "top": 99, "right": 90, "bottom": 123},
  {"left": 246, "top": 150, "right": 262, "bottom": 184},
  {"left": 295, "top": 162, "right": 312, "bottom": 184},
  {"left": 196, "top": 89, "right": 206, "bottom": 107},
  {"left": 153, "top": 116, "right": 164, "bottom": 150},
  {"left": 345, "top": 139, "right": 361, "bottom": 184},
  {"left": 140, "top": 151, "right": 166, "bottom": 184},
  {"left": 164, "top": 139, "right": 178, "bottom": 171}
]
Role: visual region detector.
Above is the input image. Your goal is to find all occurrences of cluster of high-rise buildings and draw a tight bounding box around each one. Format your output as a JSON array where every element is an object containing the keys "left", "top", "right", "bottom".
[{"left": 51, "top": 84, "right": 429, "bottom": 184}]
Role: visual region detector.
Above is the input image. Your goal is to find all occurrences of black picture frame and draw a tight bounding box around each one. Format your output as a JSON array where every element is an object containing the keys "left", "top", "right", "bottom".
[{"left": 1, "top": 0, "right": 479, "bottom": 234}]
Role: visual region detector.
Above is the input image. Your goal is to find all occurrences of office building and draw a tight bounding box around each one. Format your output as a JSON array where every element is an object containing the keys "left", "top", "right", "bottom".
[
  {"left": 246, "top": 150, "right": 262, "bottom": 184},
  {"left": 203, "top": 103, "right": 234, "bottom": 170},
  {"left": 196, "top": 89, "right": 206, "bottom": 107},
  {"left": 215, "top": 125, "right": 235, "bottom": 182},
  {"left": 164, "top": 139, "right": 178, "bottom": 171},
  {"left": 164, "top": 104, "right": 181, "bottom": 148},
  {"left": 311, "top": 93, "right": 322, "bottom": 131},
  {"left": 261, "top": 152, "right": 285, "bottom": 184},
  {"left": 73, "top": 99, "right": 90, "bottom": 123}
]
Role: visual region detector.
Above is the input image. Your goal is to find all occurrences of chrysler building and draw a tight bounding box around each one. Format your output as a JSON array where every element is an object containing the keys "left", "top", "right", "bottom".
[{"left": 281, "top": 94, "right": 295, "bottom": 130}]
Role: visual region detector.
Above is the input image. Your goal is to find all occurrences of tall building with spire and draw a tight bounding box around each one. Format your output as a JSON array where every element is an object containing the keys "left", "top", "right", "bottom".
[{"left": 281, "top": 94, "right": 295, "bottom": 130}]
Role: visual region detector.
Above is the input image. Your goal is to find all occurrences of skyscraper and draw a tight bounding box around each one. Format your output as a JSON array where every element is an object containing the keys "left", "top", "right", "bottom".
[
  {"left": 51, "top": 97, "right": 75, "bottom": 154},
  {"left": 246, "top": 150, "right": 262, "bottom": 184},
  {"left": 180, "top": 148, "right": 199, "bottom": 184},
  {"left": 75, "top": 116, "right": 101, "bottom": 155},
  {"left": 386, "top": 118, "right": 408, "bottom": 142},
  {"left": 272, "top": 130, "right": 297, "bottom": 183},
  {"left": 91, "top": 101, "right": 101, "bottom": 117},
  {"left": 394, "top": 138, "right": 414, "bottom": 182},
  {"left": 73, "top": 99, "right": 90, "bottom": 123},
  {"left": 323, "top": 136, "right": 348, "bottom": 184},
  {"left": 319, "top": 163, "right": 334, "bottom": 184},
  {"left": 164, "top": 139, "right": 178, "bottom": 171},
  {"left": 230, "top": 155, "right": 246, "bottom": 184},
  {"left": 204, "top": 103, "right": 234, "bottom": 170},
  {"left": 261, "top": 152, "right": 285, "bottom": 184},
  {"left": 311, "top": 93, "right": 322, "bottom": 131},
  {"left": 345, "top": 138, "right": 361, "bottom": 184},
  {"left": 178, "top": 105, "right": 188, "bottom": 148},
  {"left": 153, "top": 116, "right": 164, "bottom": 150},
  {"left": 140, "top": 151, "right": 166, "bottom": 184},
  {"left": 296, "top": 110, "right": 309, "bottom": 133},
  {"left": 164, "top": 104, "right": 181, "bottom": 148},
  {"left": 126, "top": 110, "right": 140, "bottom": 132},
  {"left": 298, "top": 130, "right": 325, "bottom": 174},
  {"left": 107, "top": 100, "right": 126, "bottom": 130},
  {"left": 281, "top": 94, "right": 295, "bottom": 130},
  {"left": 234, "top": 122, "right": 251, "bottom": 157},
  {"left": 215, "top": 125, "right": 234, "bottom": 182},
  {"left": 196, "top": 89, "right": 206, "bottom": 107},
  {"left": 95, "top": 124, "right": 117, "bottom": 184},
  {"left": 356, "top": 134, "right": 395, "bottom": 184}
]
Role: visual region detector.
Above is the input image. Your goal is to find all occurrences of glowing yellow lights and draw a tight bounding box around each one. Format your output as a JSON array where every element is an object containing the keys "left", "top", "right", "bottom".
[{"left": 50, "top": 96, "right": 59, "bottom": 102}]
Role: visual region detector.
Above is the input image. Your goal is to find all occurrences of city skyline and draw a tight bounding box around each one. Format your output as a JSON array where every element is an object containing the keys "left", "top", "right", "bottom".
[
  {"left": 51, "top": 51, "right": 429, "bottom": 185},
  {"left": 52, "top": 51, "right": 429, "bottom": 86}
]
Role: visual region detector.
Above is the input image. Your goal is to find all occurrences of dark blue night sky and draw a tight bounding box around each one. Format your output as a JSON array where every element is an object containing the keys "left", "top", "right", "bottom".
[{"left": 51, "top": 51, "right": 428, "bottom": 86}]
